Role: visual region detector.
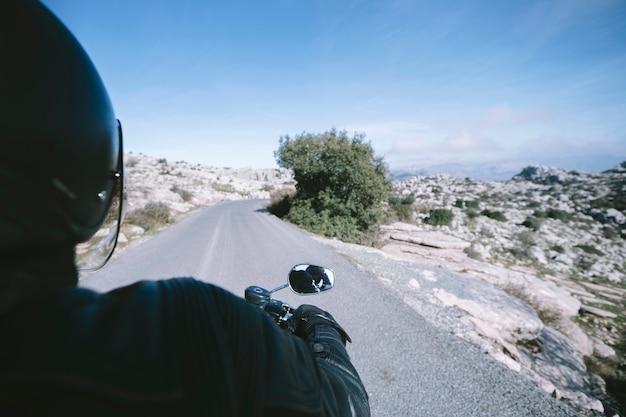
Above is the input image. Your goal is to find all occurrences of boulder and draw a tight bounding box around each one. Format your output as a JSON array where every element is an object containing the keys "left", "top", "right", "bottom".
[
  {"left": 382, "top": 222, "right": 470, "bottom": 250},
  {"left": 389, "top": 232, "right": 470, "bottom": 250}
]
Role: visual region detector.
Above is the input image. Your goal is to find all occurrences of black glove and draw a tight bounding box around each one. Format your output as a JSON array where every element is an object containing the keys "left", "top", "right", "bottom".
[{"left": 292, "top": 304, "right": 352, "bottom": 345}]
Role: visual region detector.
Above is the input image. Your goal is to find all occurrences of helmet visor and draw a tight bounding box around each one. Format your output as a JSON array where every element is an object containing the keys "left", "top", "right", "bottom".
[{"left": 75, "top": 120, "right": 126, "bottom": 272}]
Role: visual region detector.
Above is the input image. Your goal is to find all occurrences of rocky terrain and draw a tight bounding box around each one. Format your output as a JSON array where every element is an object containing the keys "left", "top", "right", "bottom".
[
  {"left": 110, "top": 152, "right": 295, "bottom": 249},
  {"left": 98, "top": 153, "right": 625, "bottom": 415},
  {"left": 124, "top": 152, "right": 294, "bottom": 211},
  {"left": 381, "top": 162, "right": 626, "bottom": 415}
]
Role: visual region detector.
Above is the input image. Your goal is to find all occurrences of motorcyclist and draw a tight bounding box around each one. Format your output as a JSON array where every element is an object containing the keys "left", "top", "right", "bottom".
[
  {"left": 306, "top": 265, "right": 333, "bottom": 291},
  {"left": 0, "top": 1, "right": 370, "bottom": 416}
]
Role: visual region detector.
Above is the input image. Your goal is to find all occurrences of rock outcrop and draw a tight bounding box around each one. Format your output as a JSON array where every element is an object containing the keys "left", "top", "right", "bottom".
[
  {"left": 381, "top": 162, "right": 626, "bottom": 415},
  {"left": 114, "top": 153, "right": 295, "bottom": 246}
]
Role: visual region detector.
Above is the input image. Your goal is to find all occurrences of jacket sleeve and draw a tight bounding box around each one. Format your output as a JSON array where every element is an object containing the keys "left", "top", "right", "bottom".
[
  {"left": 299, "top": 323, "right": 370, "bottom": 417},
  {"left": 158, "top": 278, "right": 369, "bottom": 417}
]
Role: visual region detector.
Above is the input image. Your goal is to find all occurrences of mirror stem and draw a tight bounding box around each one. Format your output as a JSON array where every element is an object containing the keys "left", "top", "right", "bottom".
[{"left": 269, "top": 283, "right": 289, "bottom": 294}]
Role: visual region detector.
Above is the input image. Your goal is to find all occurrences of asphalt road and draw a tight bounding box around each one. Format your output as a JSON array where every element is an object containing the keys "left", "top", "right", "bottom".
[{"left": 81, "top": 200, "right": 581, "bottom": 416}]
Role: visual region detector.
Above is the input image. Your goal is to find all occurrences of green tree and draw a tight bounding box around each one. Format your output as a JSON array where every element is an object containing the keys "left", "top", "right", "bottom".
[{"left": 272, "top": 129, "right": 392, "bottom": 243}]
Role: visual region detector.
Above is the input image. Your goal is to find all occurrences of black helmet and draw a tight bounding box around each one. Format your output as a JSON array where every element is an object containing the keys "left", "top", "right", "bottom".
[{"left": 0, "top": 1, "right": 124, "bottom": 269}]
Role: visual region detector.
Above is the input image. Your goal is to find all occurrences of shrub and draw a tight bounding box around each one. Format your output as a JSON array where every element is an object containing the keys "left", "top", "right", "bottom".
[
  {"left": 517, "top": 230, "right": 536, "bottom": 247},
  {"left": 261, "top": 184, "right": 274, "bottom": 192},
  {"left": 266, "top": 188, "right": 295, "bottom": 218},
  {"left": 170, "top": 185, "right": 193, "bottom": 202},
  {"left": 508, "top": 230, "right": 536, "bottom": 261},
  {"left": 591, "top": 193, "right": 626, "bottom": 212},
  {"left": 527, "top": 201, "right": 541, "bottom": 209},
  {"left": 522, "top": 216, "right": 542, "bottom": 231},
  {"left": 480, "top": 209, "right": 507, "bottom": 222},
  {"left": 603, "top": 226, "right": 618, "bottom": 240},
  {"left": 125, "top": 202, "right": 171, "bottom": 231},
  {"left": 550, "top": 245, "right": 565, "bottom": 254},
  {"left": 274, "top": 129, "right": 392, "bottom": 243},
  {"left": 454, "top": 199, "right": 482, "bottom": 209},
  {"left": 575, "top": 244, "right": 604, "bottom": 256},
  {"left": 212, "top": 182, "right": 237, "bottom": 193},
  {"left": 546, "top": 209, "right": 572, "bottom": 222},
  {"left": 464, "top": 246, "right": 482, "bottom": 260},
  {"left": 388, "top": 194, "right": 415, "bottom": 222},
  {"left": 424, "top": 208, "right": 454, "bottom": 226},
  {"left": 287, "top": 201, "right": 362, "bottom": 241}
]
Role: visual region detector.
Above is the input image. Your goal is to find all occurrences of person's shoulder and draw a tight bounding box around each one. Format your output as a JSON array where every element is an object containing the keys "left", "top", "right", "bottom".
[{"left": 1, "top": 282, "right": 185, "bottom": 415}]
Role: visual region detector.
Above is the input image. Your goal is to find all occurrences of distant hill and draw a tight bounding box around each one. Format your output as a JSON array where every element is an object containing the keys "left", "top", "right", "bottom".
[
  {"left": 392, "top": 162, "right": 524, "bottom": 181},
  {"left": 392, "top": 159, "right": 626, "bottom": 182}
]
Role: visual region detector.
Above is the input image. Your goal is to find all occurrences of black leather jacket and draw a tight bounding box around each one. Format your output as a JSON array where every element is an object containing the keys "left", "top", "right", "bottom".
[{"left": 0, "top": 278, "right": 369, "bottom": 416}]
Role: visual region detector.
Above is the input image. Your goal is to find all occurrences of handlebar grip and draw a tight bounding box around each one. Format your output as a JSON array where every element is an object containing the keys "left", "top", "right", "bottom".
[{"left": 264, "top": 299, "right": 294, "bottom": 330}]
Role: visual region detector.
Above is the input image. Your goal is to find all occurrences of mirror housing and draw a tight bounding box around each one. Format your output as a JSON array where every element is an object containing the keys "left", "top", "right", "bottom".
[{"left": 288, "top": 264, "right": 335, "bottom": 294}]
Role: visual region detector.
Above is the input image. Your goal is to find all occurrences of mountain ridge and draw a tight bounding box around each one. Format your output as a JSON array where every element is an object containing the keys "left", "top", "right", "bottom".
[{"left": 392, "top": 159, "right": 626, "bottom": 182}]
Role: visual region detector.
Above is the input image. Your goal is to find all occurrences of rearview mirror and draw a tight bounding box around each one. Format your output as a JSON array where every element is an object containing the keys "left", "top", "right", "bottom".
[{"left": 288, "top": 264, "right": 335, "bottom": 294}]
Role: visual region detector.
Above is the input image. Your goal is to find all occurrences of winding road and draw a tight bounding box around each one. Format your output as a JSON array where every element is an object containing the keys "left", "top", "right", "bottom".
[{"left": 81, "top": 200, "right": 580, "bottom": 417}]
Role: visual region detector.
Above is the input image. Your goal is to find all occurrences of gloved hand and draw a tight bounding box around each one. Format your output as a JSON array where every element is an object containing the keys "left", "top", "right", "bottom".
[{"left": 291, "top": 304, "right": 352, "bottom": 345}]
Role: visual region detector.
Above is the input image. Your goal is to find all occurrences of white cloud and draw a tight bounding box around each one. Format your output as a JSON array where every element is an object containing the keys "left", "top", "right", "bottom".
[
  {"left": 518, "top": 136, "right": 575, "bottom": 156},
  {"left": 427, "top": 104, "right": 557, "bottom": 135},
  {"left": 478, "top": 104, "right": 555, "bottom": 128},
  {"left": 515, "top": 135, "right": 626, "bottom": 171},
  {"left": 446, "top": 130, "right": 500, "bottom": 152},
  {"left": 518, "top": 135, "right": 626, "bottom": 158},
  {"left": 391, "top": 130, "right": 500, "bottom": 154}
]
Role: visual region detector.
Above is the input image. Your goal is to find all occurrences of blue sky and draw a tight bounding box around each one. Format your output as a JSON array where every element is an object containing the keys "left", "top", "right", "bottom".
[{"left": 43, "top": 0, "right": 626, "bottom": 176}]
